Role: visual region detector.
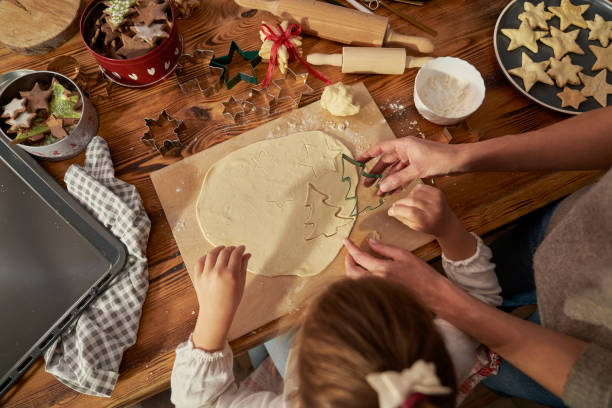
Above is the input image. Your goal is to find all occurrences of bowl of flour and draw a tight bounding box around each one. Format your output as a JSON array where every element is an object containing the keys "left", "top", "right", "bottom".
[{"left": 414, "top": 57, "right": 485, "bottom": 126}]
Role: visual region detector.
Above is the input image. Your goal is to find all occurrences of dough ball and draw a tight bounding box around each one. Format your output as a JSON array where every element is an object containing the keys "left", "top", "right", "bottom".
[{"left": 321, "top": 82, "right": 360, "bottom": 117}]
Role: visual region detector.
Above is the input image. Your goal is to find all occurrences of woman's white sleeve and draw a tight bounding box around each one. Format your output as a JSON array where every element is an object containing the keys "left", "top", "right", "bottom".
[{"left": 442, "top": 233, "right": 502, "bottom": 307}]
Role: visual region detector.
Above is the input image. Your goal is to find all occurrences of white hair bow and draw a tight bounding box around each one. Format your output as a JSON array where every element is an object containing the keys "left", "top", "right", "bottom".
[{"left": 365, "top": 360, "right": 452, "bottom": 408}]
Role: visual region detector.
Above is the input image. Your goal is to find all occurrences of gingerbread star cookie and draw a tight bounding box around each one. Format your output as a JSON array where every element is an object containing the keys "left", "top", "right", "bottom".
[
  {"left": 135, "top": 0, "right": 168, "bottom": 26},
  {"left": 509, "top": 52, "right": 554, "bottom": 92},
  {"left": 590, "top": 44, "right": 612, "bottom": 72},
  {"left": 501, "top": 21, "right": 547, "bottom": 53},
  {"left": 579, "top": 71, "right": 612, "bottom": 107},
  {"left": 547, "top": 55, "right": 582, "bottom": 87},
  {"left": 548, "top": 0, "right": 589, "bottom": 30},
  {"left": 557, "top": 86, "right": 586, "bottom": 109},
  {"left": 131, "top": 23, "right": 169, "bottom": 45},
  {"left": 6, "top": 111, "right": 36, "bottom": 133},
  {"left": 540, "top": 27, "right": 584, "bottom": 59},
  {"left": 46, "top": 115, "right": 68, "bottom": 139},
  {"left": 19, "top": 82, "right": 53, "bottom": 112},
  {"left": 117, "top": 33, "right": 152, "bottom": 59},
  {"left": 587, "top": 14, "right": 612, "bottom": 47},
  {"left": 1, "top": 97, "right": 26, "bottom": 119},
  {"left": 518, "top": 1, "right": 553, "bottom": 30}
]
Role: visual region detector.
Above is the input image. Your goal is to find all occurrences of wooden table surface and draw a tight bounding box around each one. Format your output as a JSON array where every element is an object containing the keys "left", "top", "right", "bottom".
[{"left": 0, "top": 0, "right": 601, "bottom": 407}]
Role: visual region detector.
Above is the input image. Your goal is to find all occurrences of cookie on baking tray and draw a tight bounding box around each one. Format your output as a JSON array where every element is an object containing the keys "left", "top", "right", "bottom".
[
  {"left": 540, "top": 26, "right": 584, "bottom": 59},
  {"left": 501, "top": 20, "right": 547, "bottom": 53},
  {"left": 579, "top": 71, "right": 612, "bottom": 107},
  {"left": 519, "top": 1, "right": 553, "bottom": 30},
  {"left": 508, "top": 52, "right": 554, "bottom": 92},
  {"left": 547, "top": 55, "right": 582, "bottom": 87},
  {"left": 557, "top": 86, "right": 586, "bottom": 109},
  {"left": 548, "top": 0, "right": 589, "bottom": 31},
  {"left": 590, "top": 44, "right": 612, "bottom": 72},
  {"left": 587, "top": 14, "right": 612, "bottom": 47}
]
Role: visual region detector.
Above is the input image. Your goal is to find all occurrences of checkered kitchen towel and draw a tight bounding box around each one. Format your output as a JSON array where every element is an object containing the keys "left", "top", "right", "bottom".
[{"left": 43, "top": 136, "right": 151, "bottom": 397}]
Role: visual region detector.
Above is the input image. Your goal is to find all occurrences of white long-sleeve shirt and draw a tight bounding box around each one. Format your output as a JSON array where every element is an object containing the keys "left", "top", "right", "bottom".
[{"left": 171, "top": 233, "right": 502, "bottom": 408}]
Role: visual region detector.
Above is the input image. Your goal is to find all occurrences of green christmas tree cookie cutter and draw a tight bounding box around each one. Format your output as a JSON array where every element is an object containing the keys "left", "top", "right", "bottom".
[
  {"left": 210, "top": 41, "right": 261, "bottom": 90},
  {"left": 341, "top": 154, "right": 385, "bottom": 218}
]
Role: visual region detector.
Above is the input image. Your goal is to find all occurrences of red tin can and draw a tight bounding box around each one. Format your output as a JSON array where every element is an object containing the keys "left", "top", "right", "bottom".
[{"left": 80, "top": 0, "right": 183, "bottom": 88}]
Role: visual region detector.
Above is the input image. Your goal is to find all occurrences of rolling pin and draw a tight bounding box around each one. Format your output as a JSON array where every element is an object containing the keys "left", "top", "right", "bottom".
[
  {"left": 307, "top": 47, "right": 433, "bottom": 74},
  {"left": 234, "top": 0, "right": 434, "bottom": 53}
]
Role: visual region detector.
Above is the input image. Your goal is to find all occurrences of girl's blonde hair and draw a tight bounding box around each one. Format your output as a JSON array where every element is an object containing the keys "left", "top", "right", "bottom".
[{"left": 296, "top": 277, "right": 457, "bottom": 408}]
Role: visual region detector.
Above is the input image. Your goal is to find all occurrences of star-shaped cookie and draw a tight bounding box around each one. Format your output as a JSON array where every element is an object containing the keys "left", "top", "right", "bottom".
[
  {"left": 6, "top": 111, "right": 36, "bottom": 133},
  {"left": 131, "top": 23, "right": 168, "bottom": 45},
  {"left": 509, "top": 52, "right": 553, "bottom": 92},
  {"left": 19, "top": 82, "right": 53, "bottom": 112},
  {"left": 540, "top": 27, "right": 584, "bottom": 59},
  {"left": 501, "top": 20, "right": 547, "bottom": 53},
  {"left": 1, "top": 97, "right": 26, "bottom": 119},
  {"left": 135, "top": 0, "right": 168, "bottom": 26},
  {"left": 587, "top": 14, "right": 612, "bottom": 47},
  {"left": 557, "top": 86, "right": 586, "bottom": 109},
  {"left": 548, "top": 0, "right": 589, "bottom": 31},
  {"left": 117, "top": 33, "right": 152, "bottom": 59},
  {"left": 547, "top": 55, "right": 582, "bottom": 87},
  {"left": 590, "top": 44, "right": 612, "bottom": 72},
  {"left": 518, "top": 1, "right": 553, "bottom": 30},
  {"left": 579, "top": 71, "right": 612, "bottom": 107}
]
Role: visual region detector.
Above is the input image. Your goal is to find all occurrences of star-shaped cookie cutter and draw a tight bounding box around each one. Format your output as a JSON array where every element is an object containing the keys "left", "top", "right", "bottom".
[
  {"left": 271, "top": 68, "right": 313, "bottom": 106},
  {"left": 242, "top": 87, "right": 275, "bottom": 114},
  {"left": 221, "top": 95, "right": 245, "bottom": 122},
  {"left": 141, "top": 110, "right": 187, "bottom": 156},
  {"left": 174, "top": 49, "right": 224, "bottom": 97},
  {"left": 210, "top": 41, "right": 262, "bottom": 90}
]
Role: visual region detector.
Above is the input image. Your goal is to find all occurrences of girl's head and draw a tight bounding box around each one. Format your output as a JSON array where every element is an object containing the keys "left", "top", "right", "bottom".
[{"left": 296, "top": 277, "right": 457, "bottom": 408}]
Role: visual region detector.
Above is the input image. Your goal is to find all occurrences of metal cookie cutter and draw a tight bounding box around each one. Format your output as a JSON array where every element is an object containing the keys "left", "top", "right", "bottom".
[
  {"left": 242, "top": 87, "right": 275, "bottom": 115},
  {"left": 271, "top": 68, "right": 313, "bottom": 107},
  {"left": 141, "top": 110, "right": 187, "bottom": 156},
  {"left": 174, "top": 49, "right": 224, "bottom": 97},
  {"left": 210, "top": 41, "right": 262, "bottom": 90}
]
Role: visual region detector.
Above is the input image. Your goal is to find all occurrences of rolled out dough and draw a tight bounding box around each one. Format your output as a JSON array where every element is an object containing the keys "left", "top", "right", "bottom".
[{"left": 196, "top": 131, "right": 358, "bottom": 277}]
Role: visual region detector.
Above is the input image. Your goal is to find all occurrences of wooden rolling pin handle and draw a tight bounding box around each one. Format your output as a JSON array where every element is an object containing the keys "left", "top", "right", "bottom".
[
  {"left": 307, "top": 53, "right": 343, "bottom": 67},
  {"left": 234, "top": 0, "right": 279, "bottom": 14},
  {"left": 406, "top": 56, "right": 433, "bottom": 68},
  {"left": 384, "top": 27, "right": 434, "bottom": 53}
]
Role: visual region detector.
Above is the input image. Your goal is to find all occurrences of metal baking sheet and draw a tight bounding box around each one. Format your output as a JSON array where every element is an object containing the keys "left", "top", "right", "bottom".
[
  {"left": 494, "top": 0, "right": 612, "bottom": 114},
  {"left": 0, "top": 135, "right": 127, "bottom": 399}
]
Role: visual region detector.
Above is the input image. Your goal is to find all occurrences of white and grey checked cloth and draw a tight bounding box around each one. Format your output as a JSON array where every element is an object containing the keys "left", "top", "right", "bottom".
[{"left": 43, "top": 136, "right": 151, "bottom": 397}]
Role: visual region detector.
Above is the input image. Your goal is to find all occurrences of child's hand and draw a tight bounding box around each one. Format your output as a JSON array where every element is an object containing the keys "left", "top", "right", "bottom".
[
  {"left": 388, "top": 184, "right": 476, "bottom": 261},
  {"left": 388, "top": 184, "right": 458, "bottom": 238},
  {"left": 192, "top": 245, "right": 251, "bottom": 351}
]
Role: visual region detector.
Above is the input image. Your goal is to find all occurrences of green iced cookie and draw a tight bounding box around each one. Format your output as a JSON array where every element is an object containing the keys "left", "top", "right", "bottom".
[{"left": 49, "top": 79, "right": 82, "bottom": 120}]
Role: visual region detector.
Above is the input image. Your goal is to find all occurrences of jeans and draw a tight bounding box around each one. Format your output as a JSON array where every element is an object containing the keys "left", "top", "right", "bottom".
[
  {"left": 482, "top": 200, "right": 567, "bottom": 408},
  {"left": 247, "top": 331, "right": 296, "bottom": 379}
]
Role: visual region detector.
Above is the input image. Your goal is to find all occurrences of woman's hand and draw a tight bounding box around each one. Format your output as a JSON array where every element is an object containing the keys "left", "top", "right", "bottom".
[
  {"left": 343, "top": 237, "right": 446, "bottom": 308},
  {"left": 389, "top": 184, "right": 477, "bottom": 261},
  {"left": 192, "top": 245, "right": 251, "bottom": 351},
  {"left": 357, "top": 136, "right": 464, "bottom": 195}
]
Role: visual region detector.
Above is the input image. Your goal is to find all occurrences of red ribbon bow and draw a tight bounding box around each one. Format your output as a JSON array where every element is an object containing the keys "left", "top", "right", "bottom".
[{"left": 260, "top": 23, "right": 332, "bottom": 88}]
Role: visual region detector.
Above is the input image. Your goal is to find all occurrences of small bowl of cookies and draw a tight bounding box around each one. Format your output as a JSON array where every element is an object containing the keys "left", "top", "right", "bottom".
[
  {"left": 80, "top": 0, "right": 183, "bottom": 88},
  {"left": 0, "top": 71, "right": 98, "bottom": 160}
]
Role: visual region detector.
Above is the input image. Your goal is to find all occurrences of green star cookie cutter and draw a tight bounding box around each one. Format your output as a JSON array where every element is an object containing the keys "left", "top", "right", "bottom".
[
  {"left": 210, "top": 41, "right": 261, "bottom": 90},
  {"left": 341, "top": 154, "right": 385, "bottom": 218}
]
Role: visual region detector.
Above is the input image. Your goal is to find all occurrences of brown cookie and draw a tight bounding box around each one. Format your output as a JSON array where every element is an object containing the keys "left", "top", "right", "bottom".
[
  {"left": 590, "top": 44, "right": 612, "bottom": 72},
  {"left": 557, "top": 86, "right": 586, "bottom": 109},
  {"left": 117, "top": 33, "right": 153, "bottom": 59},
  {"left": 6, "top": 111, "right": 36, "bottom": 133},
  {"left": 548, "top": 0, "right": 589, "bottom": 30},
  {"left": 19, "top": 82, "right": 53, "bottom": 112},
  {"left": 134, "top": 0, "right": 168, "bottom": 26},
  {"left": 131, "top": 23, "right": 169, "bottom": 45},
  {"left": 547, "top": 55, "right": 582, "bottom": 87},
  {"left": 579, "top": 71, "right": 612, "bottom": 107},
  {"left": 1, "top": 97, "right": 27, "bottom": 119},
  {"left": 46, "top": 114, "right": 68, "bottom": 139},
  {"left": 508, "top": 52, "right": 553, "bottom": 92}
]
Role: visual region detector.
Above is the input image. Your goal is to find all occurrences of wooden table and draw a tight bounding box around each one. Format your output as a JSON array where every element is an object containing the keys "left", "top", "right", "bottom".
[{"left": 0, "top": 0, "right": 601, "bottom": 407}]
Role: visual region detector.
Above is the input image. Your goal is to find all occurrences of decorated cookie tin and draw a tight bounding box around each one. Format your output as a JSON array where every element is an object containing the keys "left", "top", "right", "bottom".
[
  {"left": 80, "top": 0, "right": 183, "bottom": 88},
  {"left": 0, "top": 71, "right": 98, "bottom": 161}
]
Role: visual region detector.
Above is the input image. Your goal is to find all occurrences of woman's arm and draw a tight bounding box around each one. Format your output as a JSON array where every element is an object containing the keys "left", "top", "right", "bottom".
[
  {"left": 357, "top": 106, "right": 612, "bottom": 194},
  {"left": 432, "top": 278, "right": 587, "bottom": 399}
]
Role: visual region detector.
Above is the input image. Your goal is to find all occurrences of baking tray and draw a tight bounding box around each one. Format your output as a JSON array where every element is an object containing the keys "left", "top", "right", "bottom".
[
  {"left": 0, "top": 135, "right": 127, "bottom": 399},
  {"left": 494, "top": 0, "right": 612, "bottom": 114}
]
